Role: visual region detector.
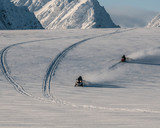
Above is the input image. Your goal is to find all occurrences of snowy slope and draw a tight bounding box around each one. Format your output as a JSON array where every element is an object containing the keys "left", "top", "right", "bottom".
[
  {"left": 12, "top": 0, "right": 119, "bottom": 29},
  {"left": 1, "top": 28, "right": 160, "bottom": 128},
  {"left": 147, "top": 13, "right": 160, "bottom": 27},
  {"left": 0, "top": 0, "right": 43, "bottom": 30},
  {"left": 36, "top": 0, "right": 120, "bottom": 29},
  {"left": 11, "top": 0, "right": 51, "bottom": 12}
]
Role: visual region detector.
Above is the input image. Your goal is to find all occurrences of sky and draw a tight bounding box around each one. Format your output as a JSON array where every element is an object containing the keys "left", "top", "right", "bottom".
[{"left": 98, "top": 0, "right": 160, "bottom": 28}]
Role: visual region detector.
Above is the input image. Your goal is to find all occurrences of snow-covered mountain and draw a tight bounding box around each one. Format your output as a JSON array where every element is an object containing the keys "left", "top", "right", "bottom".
[
  {"left": 11, "top": 0, "right": 50, "bottom": 12},
  {"left": 0, "top": 0, "right": 43, "bottom": 30},
  {"left": 12, "top": 0, "right": 119, "bottom": 29},
  {"left": 147, "top": 13, "right": 160, "bottom": 28}
]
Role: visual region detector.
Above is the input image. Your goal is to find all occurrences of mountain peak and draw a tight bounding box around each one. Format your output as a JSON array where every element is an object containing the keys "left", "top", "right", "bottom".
[
  {"left": 147, "top": 13, "right": 160, "bottom": 28},
  {"left": 35, "top": 0, "right": 120, "bottom": 29},
  {"left": 12, "top": 0, "right": 119, "bottom": 29}
]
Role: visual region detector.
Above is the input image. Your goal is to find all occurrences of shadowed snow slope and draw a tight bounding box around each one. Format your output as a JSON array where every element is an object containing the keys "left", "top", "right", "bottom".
[
  {"left": 1, "top": 28, "right": 160, "bottom": 128},
  {"left": 12, "top": 0, "right": 119, "bottom": 29},
  {"left": 0, "top": 0, "right": 43, "bottom": 30}
]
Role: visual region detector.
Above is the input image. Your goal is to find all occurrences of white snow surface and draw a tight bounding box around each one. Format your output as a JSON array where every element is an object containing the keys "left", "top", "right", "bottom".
[
  {"left": 1, "top": 28, "right": 160, "bottom": 128},
  {"left": 147, "top": 13, "right": 160, "bottom": 28},
  {"left": 12, "top": 0, "right": 119, "bottom": 29}
]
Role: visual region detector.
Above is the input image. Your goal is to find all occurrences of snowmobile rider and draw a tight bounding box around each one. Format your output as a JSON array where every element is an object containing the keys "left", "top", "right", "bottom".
[
  {"left": 77, "top": 76, "right": 83, "bottom": 83},
  {"left": 121, "top": 55, "right": 126, "bottom": 62}
]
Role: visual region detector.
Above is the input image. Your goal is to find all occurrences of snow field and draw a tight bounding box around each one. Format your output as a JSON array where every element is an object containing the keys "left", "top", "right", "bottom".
[{"left": 0, "top": 28, "right": 160, "bottom": 128}]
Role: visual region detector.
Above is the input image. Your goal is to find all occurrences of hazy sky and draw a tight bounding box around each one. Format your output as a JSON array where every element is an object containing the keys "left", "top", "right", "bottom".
[{"left": 98, "top": 0, "right": 159, "bottom": 28}]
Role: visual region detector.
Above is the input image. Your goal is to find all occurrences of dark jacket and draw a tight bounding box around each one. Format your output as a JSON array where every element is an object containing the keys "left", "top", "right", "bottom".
[
  {"left": 121, "top": 55, "right": 126, "bottom": 62},
  {"left": 77, "top": 76, "right": 83, "bottom": 82}
]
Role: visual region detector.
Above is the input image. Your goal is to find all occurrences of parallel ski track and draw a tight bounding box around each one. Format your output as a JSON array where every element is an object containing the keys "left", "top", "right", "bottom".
[
  {"left": 42, "top": 38, "right": 93, "bottom": 97},
  {"left": 43, "top": 28, "right": 134, "bottom": 97},
  {"left": 0, "top": 46, "right": 30, "bottom": 96},
  {"left": 0, "top": 38, "right": 62, "bottom": 97}
]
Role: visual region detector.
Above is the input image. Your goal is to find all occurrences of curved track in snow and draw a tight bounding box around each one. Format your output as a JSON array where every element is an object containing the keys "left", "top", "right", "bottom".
[
  {"left": 0, "top": 38, "right": 61, "bottom": 97},
  {"left": 42, "top": 28, "right": 160, "bottom": 113},
  {"left": 1, "top": 29, "right": 159, "bottom": 113},
  {"left": 42, "top": 38, "right": 93, "bottom": 97},
  {"left": 0, "top": 45, "right": 31, "bottom": 96},
  {"left": 42, "top": 29, "right": 133, "bottom": 98},
  {"left": 42, "top": 29, "right": 160, "bottom": 114},
  {"left": 0, "top": 34, "right": 106, "bottom": 97}
]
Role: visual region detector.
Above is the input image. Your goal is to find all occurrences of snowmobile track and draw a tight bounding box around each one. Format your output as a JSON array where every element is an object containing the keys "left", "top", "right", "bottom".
[
  {"left": 1, "top": 29, "right": 159, "bottom": 113},
  {"left": 0, "top": 38, "right": 62, "bottom": 97},
  {"left": 43, "top": 28, "right": 135, "bottom": 98},
  {"left": 42, "top": 28, "right": 160, "bottom": 113},
  {"left": 0, "top": 35, "right": 97, "bottom": 97},
  {"left": 0, "top": 44, "right": 31, "bottom": 96}
]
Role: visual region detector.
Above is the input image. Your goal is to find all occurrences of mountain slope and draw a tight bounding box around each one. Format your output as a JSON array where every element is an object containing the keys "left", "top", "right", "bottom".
[
  {"left": 36, "top": 0, "right": 119, "bottom": 29},
  {"left": 12, "top": 0, "right": 119, "bottom": 29},
  {"left": 11, "top": 0, "right": 51, "bottom": 12},
  {"left": 147, "top": 13, "right": 160, "bottom": 28},
  {"left": 0, "top": 0, "right": 43, "bottom": 30}
]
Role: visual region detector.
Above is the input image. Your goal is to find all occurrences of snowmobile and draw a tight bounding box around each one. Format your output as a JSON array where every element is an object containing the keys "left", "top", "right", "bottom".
[
  {"left": 121, "top": 55, "right": 131, "bottom": 62},
  {"left": 121, "top": 58, "right": 126, "bottom": 62},
  {"left": 75, "top": 76, "right": 84, "bottom": 87},
  {"left": 75, "top": 79, "right": 84, "bottom": 87}
]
